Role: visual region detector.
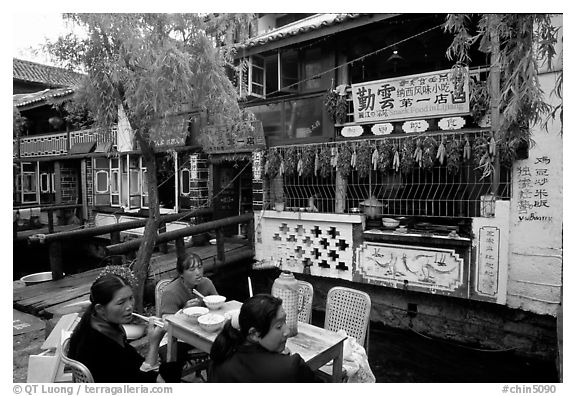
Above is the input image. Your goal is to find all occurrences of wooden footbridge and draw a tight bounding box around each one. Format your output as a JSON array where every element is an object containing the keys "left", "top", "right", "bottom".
[{"left": 13, "top": 210, "right": 255, "bottom": 319}]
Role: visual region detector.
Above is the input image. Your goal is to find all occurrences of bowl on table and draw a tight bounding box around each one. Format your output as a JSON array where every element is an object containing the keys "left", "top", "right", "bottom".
[
  {"left": 197, "top": 313, "right": 226, "bottom": 333},
  {"left": 182, "top": 306, "right": 209, "bottom": 324},
  {"left": 203, "top": 295, "right": 226, "bottom": 310},
  {"left": 381, "top": 217, "right": 400, "bottom": 229}
]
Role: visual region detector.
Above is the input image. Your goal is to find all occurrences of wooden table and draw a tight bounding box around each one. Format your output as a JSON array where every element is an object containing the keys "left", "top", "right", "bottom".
[{"left": 164, "top": 300, "right": 346, "bottom": 382}]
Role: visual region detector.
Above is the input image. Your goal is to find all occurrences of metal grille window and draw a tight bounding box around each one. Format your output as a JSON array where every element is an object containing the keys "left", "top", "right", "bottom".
[{"left": 264, "top": 131, "right": 511, "bottom": 218}]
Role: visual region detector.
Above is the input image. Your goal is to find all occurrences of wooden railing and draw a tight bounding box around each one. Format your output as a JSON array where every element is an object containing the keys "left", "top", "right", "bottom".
[
  {"left": 26, "top": 208, "right": 255, "bottom": 280},
  {"left": 15, "top": 127, "right": 117, "bottom": 158}
]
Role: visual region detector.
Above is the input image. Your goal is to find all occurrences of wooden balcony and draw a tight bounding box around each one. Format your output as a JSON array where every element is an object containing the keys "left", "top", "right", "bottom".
[{"left": 15, "top": 128, "right": 117, "bottom": 159}]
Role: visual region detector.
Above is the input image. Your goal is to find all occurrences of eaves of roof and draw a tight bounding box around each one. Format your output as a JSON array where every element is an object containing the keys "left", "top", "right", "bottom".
[
  {"left": 14, "top": 87, "right": 75, "bottom": 109},
  {"left": 239, "top": 13, "right": 377, "bottom": 50}
]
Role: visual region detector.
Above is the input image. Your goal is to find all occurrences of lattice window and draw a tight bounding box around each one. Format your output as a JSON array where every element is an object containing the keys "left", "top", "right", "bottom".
[{"left": 264, "top": 131, "right": 511, "bottom": 218}]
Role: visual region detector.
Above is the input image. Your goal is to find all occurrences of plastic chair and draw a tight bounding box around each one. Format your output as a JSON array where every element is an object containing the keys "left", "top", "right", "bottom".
[
  {"left": 60, "top": 338, "right": 95, "bottom": 383},
  {"left": 324, "top": 286, "right": 371, "bottom": 351},
  {"left": 155, "top": 278, "right": 209, "bottom": 382},
  {"left": 297, "top": 280, "right": 314, "bottom": 324},
  {"left": 155, "top": 279, "right": 172, "bottom": 317}
]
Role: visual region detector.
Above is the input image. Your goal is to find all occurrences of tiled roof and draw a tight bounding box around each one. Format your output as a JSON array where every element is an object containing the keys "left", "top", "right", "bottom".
[
  {"left": 13, "top": 58, "right": 85, "bottom": 87},
  {"left": 240, "top": 13, "right": 366, "bottom": 49},
  {"left": 14, "top": 87, "right": 75, "bottom": 108}
]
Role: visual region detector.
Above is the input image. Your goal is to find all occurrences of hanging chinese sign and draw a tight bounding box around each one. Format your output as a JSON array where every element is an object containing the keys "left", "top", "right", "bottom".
[
  {"left": 351, "top": 68, "right": 470, "bottom": 124},
  {"left": 197, "top": 120, "right": 266, "bottom": 154}
]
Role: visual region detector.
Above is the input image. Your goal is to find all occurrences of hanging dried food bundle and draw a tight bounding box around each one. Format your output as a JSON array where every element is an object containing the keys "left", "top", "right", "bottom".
[
  {"left": 473, "top": 133, "right": 494, "bottom": 180},
  {"left": 300, "top": 146, "right": 316, "bottom": 177},
  {"left": 421, "top": 136, "right": 438, "bottom": 171},
  {"left": 318, "top": 145, "right": 332, "bottom": 178},
  {"left": 265, "top": 148, "right": 282, "bottom": 178},
  {"left": 356, "top": 140, "right": 373, "bottom": 178},
  {"left": 377, "top": 139, "right": 394, "bottom": 172},
  {"left": 400, "top": 138, "right": 416, "bottom": 174},
  {"left": 336, "top": 143, "right": 352, "bottom": 177},
  {"left": 446, "top": 138, "right": 463, "bottom": 174},
  {"left": 282, "top": 147, "right": 297, "bottom": 176}
]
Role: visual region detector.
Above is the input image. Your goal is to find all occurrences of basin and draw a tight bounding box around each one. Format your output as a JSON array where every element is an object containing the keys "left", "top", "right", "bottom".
[{"left": 20, "top": 271, "right": 53, "bottom": 286}]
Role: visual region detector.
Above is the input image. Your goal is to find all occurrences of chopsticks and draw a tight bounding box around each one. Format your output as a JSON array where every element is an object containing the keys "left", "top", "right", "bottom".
[
  {"left": 192, "top": 289, "right": 205, "bottom": 299},
  {"left": 131, "top": 312, "right": 164, "bottom": 328}
]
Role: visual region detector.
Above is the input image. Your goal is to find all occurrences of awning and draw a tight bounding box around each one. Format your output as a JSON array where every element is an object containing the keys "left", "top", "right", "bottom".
[{"left": 68, "top": 141, "right": 96, "bottom": 155}]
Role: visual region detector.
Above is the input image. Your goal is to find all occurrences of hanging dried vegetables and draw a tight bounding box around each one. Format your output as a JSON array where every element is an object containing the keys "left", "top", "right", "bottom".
[
  {"left": 356, "top": 140, "right": 373, "bottom": 178},
  {"left": 473, "top": 134, "right": 494, "bottom": 180},
  {"left": 436, "top": 135, "right": 447, "bottom": 165},
  {"left": 265, "top": 148, "right": 282, "bottom": 178},
  {"left": 318, "top": 145, "right": 332, "bottom": 178},
  {"left": 392, "top": 142, "right": 400, "bottom": 172},
  {"left": 377, "top": 139, "right": 394, "bottom": 172},
  {"left": 413, "top": 138, "right": 423, "bottom": 168},
  {"left": 336, "top": 143, "right": 352, "bottom": 177},
  {"left": 282, "top": 147, "right": 297, "bottom": 176},
  {"left": 446, "top": 138, "right": 463, "bottom": 174},
  {"left": 421, "top": 136, "right": 438, "bottom": 171},
  {"left": 463, "top": 136, "right": 471, "bottom": 161},
  {"left": 300, "top": 146, "right": 316, "bottom": 177},
  {"left": 400, "top": 138, "right": 416, "bottom": 174}
]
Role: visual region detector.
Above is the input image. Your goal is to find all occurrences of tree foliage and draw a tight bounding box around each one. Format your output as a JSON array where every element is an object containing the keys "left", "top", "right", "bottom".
[
  {"left": 46, "top": 13, "right": 256, "bottom": 311},
  {"left": 444, "top": 14, "right": 562, "bottom": 141}
]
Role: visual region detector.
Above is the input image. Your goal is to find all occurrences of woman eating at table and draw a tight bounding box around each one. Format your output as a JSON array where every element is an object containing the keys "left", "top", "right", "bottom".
[
  {"left": 208, "top": 294, "right": 317, "bottom": 382},
  {"left": 68, "top": 273, "right": 181, "bottom": 382},
  {"left": 157, "top": 253, "right": 218, "bottom": 366}
]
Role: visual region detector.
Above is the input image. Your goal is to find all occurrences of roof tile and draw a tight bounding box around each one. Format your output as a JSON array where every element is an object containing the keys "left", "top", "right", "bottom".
[{"left": 13, "top": 58, "right": 84, "bottom": 87}]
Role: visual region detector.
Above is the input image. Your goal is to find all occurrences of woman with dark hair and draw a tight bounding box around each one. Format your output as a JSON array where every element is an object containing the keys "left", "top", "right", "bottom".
[
  {"left": 157, "top": 253, "right": 218, "bottom": 365},
  {"left": 68, "top": 274, "right": 181, "bottom": 382},
  {"left": 208, "top": 294, "right": 317, "bottom": 383}
]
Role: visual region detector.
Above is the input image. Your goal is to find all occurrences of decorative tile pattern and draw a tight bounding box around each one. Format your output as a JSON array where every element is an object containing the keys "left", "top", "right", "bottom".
[{"left": 257, "top": 215, "right": 355, "bottom": 281}]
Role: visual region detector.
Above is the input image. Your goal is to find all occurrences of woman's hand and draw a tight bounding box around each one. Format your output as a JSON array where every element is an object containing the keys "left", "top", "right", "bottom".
[
  {"left": 147, "top": 317, "right": 166, "bottom": 344},
  {"left": 184, "top": 298, "right": 201, "bottom": 308}
]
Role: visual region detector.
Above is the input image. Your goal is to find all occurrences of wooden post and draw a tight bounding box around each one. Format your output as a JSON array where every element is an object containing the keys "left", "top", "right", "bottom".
[
  {"left": 335, "top": 171, "right": 347, "bottom": 213},
  {"left": 47, "top": 209, "right": 54, "bottom": 234},
  {"left": 49, "top": 241, "right": 64, "bottom": 280},
  {"left": 159, "top": 223, "right": 168, "bottom": 254},
  {"left": 215, "top": 228, "right": 225, "bottom": 272},
  {"left": 246, "top": 217, "right": 254, "bottom": 250},
  {"left": 110, "top": 231, "right": 122, "bottom": 266},
  {"left": 174, "top": 237, "right": 186, "bottom": 263}
]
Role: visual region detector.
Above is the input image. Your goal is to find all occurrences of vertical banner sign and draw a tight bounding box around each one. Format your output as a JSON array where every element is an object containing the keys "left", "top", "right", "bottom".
[
  {"left": 190, "top": 154, "right": 198, "bottom": 180},
  {"left": 252, "top": 151, "right": 262, "bottom": 181},
  {"left": 476, "top": 226, "right": 500, "bottom": 296},
  {"left": 351, "top": 68, "right": 470, "bottom": 123},
  {"left": 516, "top": 155, "right": 553, "bottom": 222}
]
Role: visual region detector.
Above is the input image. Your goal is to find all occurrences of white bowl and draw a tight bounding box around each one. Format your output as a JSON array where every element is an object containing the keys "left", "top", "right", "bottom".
[
  {"left": 182, "top": 306, "right": 209, "bottom": 323},
  {"left": 382, "top": 218, "right": 400, "bottom": 229},
  {"left": 197, "top": 313, "right": 225, "bottom": 333},
  {"left": 20, "top": 271, "right": 53, "bottom": 286},
  {"left": 203, "top": 295, "right": 226, "bottom": 310},
  {"left": 122, "top": 324, "right": 146, "bottom": 340}
]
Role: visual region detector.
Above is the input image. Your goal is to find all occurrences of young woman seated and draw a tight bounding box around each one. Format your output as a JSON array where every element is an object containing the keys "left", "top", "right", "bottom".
[
  {"left": 68, "top": 274, "right": 181, "bottom": 383},
  {"left": 208, "top": 294, "right": 317, "bottom": 383},
  {"left": 157, "top": 253, "right": 218, "bottom": 366}
]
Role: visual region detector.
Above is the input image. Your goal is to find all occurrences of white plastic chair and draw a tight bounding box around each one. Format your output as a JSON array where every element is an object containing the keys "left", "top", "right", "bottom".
[
  {"left": 324, "top": 286, "right": 371, "bottom": 351},
  {"left": 297, "top": 280, "right": 314, "bottom": 324}
]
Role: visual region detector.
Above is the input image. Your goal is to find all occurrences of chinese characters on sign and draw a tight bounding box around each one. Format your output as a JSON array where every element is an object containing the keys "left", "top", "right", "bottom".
[
  {"left": 252, "top": 151, "right": 262, "bottom": 181},
  {"left": 198, "top": 121, "right": 265, "bottom": 153},
  {"left": 351, "top": 68, "right": 470, "bottom": 123},
  {"left": 190, "top": 154, "right": 198, "bottom": 180},
  {"left": 517, "top": 155, "right": 553, "bottom": 222},
  {"left": 476, "top": 226, "right": 500, "bottom": 297}
]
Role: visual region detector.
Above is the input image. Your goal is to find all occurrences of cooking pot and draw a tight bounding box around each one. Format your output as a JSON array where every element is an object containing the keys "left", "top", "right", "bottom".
[{"left": 359, "top": 196, "right": 384, "bottom": 219}]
